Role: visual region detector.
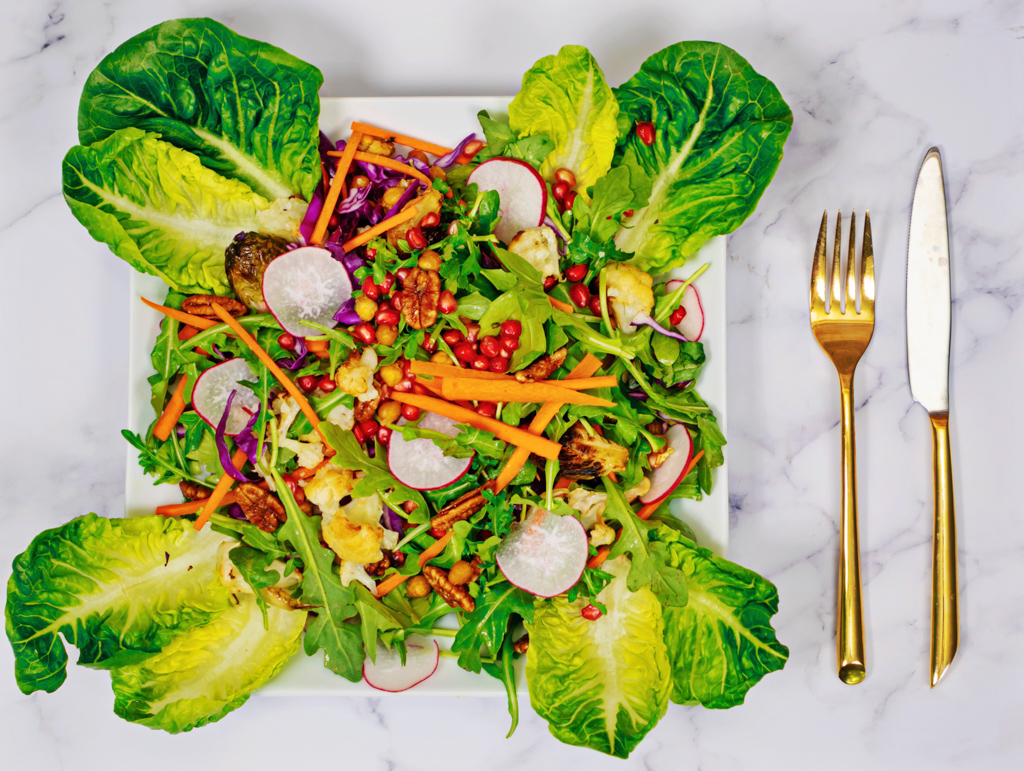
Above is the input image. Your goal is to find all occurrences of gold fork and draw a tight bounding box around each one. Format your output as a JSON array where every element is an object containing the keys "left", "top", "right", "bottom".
[{"left": 810, "top": 210, "right": 875, "bottom": 685}]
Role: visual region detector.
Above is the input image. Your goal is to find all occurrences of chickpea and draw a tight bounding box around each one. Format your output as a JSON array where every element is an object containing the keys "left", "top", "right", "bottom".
[
  {"left": 377, "top": 400, "right": 402, "bottom": 426},
  {"left": 428, "top": 165, "right": 447, "bottom": 181},
  {"left": 354, "top": 296, "right": 378, "bottom": 321},
  {"left": 417, "top": 250, "right": 442, "bottom": 271},
  {"left": 376, "top": 325, "right": 399, "bottom": 347},
  {"left": 448, "top": 560, "right": 475, "bottom": 586},
  {"left": 430, "top": 351, "right": 454, "bottom": 365},
  {"left": 379, "top": 364, "right": 403, "bottom": 386},
  {"left": 408, "top": 150, "right": 429, "bottom": 165},
  {"left": 406, "top": 574, "right": 432, "bottom": 598},
  {"left": 350, "top": 175, "right": 371, "bottom": 189},
  {"left": 382, "top": 184, "right": 407, "bottom": 209}
]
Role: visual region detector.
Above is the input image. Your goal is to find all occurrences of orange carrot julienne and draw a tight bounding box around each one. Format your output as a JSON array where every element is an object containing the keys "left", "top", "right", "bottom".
[
  {"left": 587, "top": 546, "right": 610, "bottom": 569},
  {"left": 306, "top": 339, "right": 330, "bottom": 358},
  {"left": 440, "top": 378, "right": 615, "bottom": 407},
  {"left": 409, "top": 361, "right": 509, "bottom": 380},
  {"left": 636, "top": 450, "right": 705, "bottom": 520},
  {"left": 141, "top": 297, "right": 216, "bottom": 330},
  {"left": 391, "top": 392, "right": 562, "bottom": 459},
  {"left": 349, "top": 122, "right": 453, "bottom": 157},
  {"left": 157, "top": 491, "right": 238, "bottom": 517},
  {"left": 153, "top": 375, "right": 189, "bottom": 442},
  {"left": 292, "top": 458, "right": 330, "bottom": 480},
  {"left": 413, "top": 376, "right": 444, "bottom": 396},
  {"left": 209, "top": 303, "right": 326, "bottom": 443},
  {"left": 554, "top": 477, "right": 571, "bottom": 490},
  {"left": 548, "top": 296, "right": 574, "bottom": 313},
  {"left": 312, "top": 130, "right": 362, "bottom": 245},
  {"left": 326, "top": 151, "right": 433, "bottom": 187},
  {"left": 494, "top": 353, "right": 603, "bottom": 492},
  {"left": 375, "top": 530, "right": 454, "bottom": 596},
  {"left": 341, "top": 204, "right": 419, "bottom": 252},
  {"left": 194, "top": 449, "right": 247, "bottom": 531}
]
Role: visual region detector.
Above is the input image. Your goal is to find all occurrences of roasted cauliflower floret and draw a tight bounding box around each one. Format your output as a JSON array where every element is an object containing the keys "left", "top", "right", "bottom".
[
  {"left": 321, "top": 494, "right": 397, "bottom": 566},
  {"left": 558, "top": 422, "right": 629, "bottom": 480},
  {"left": 333, "top": 348, "right": 378, "bottom": 400},
  {"left": 507, "top": 226, "right": 560, "bottom": 280},
  {"left": 603, "top": 262, "right": 654, "bottom": 334},
  {"left": 301, "top": 465, "right": 357, "bottom": 518},
  {"left": 279, "top": 431, "right": 325, "bottom": 470},
  {"left": 326, "top": 402, "right": 355, "bottom": 431},
  {"left": 589, "top": 521, "right": 616, "bottom": 547},
  {"left": 567, "top": 487, "right": 608, "bottom": 530}
]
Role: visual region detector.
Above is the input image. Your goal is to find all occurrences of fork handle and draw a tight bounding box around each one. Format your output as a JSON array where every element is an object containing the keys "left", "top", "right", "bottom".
[
  {"left": 837, "top": 371, "right": 866, "bottom": 684},
  {"left": 929, "top": 412, "right": 959, "bottom": 687}
]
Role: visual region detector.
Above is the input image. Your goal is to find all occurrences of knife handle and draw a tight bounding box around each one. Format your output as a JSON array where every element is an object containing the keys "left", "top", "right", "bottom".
[
  {"left": 837, "top": 372, "right": 866, "bottom": 684},
  {"left": 929, "top": 413, "right": 959, "bottom": 686}
]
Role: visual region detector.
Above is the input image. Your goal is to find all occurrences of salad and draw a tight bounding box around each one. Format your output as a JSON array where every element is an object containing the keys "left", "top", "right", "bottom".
[{"left": 6, "top": 18, "right": 793, "bottom": 757}]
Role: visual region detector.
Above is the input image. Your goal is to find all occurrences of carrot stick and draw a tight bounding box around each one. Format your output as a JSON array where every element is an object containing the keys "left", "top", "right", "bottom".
[
  {"left": 413, "top": 376, "right": 444, "bottom": 397},
  {"left": 208, "top": 303, "right": 325, "bottom": 442},
  {"left": 194, "top": 449, "right": 247, "bottom": 531},
  {"left": 408, "top": 361, "right": 616, "bottom": 390},
  {"left": 554, "top": 477, "right": 571, "bottom": 490},
  {"left": 441, "top": 378, "right": 614, "bottom": 407},
  {"left": 375, "top": 530, "right": 455, "bottom": 596},
  {"left": 636, "top": 450, "right": 705, "bottom": 520},
  {"left": 326, "top": 151, "right": 432, "bottom": 186},
  {"left": 340, "top": 204, "right": 419, "bottom": 252},
  {"left": 178, "top": 325, "right": 200, "bottom": 341},
  {"left": 311, "top": 130, "right": 362, "bottom": 246},
  {"left": 494, "top": 354, "right": 603, "bottom": 492},
  {"left": 587, "top": 546, "right": 610, "bottom": 569},
  {"left": 548, "top": 296, "right": 574, "bottom": 313},
  {"left": 292, "top": 458, "right": 330, "bottom": 480},
  {"left": 141, "top": 297, "right": 216, "bottom": 330},
  {"left": 391, "top": 392, "right": 562, "bottom": 459},
  {"left": 157, "top": 492, "right": 238, "bottom": 517},
  {"left": 153, "top": 375, "right": 189, "bottom": 441},
  {"left": 306, "top": 339, "right": 330, "bottom": 358},
  {"left": 349, "top": 121, "right": 453, "bottom": 157}
]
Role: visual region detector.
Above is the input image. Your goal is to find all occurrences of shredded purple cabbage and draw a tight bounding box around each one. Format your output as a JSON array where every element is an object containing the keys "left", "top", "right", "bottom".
[
  {"left": 631, "top": 313, "right": 690, "bottom": 343},
  {"left": 276, "top": 337, "right": 309, "bottom": 371},
  {"left": 215, "top": 391, "right": 260, "bottom": 482},
  {"left": 434, "top": 133, "right": 476, "bottom": 169},
  {"left": 233, "top": 407, "right": 263, "bottom": 466},
  {"left": 226, "top": 503, "right": 248, "bottom": 521},
  {"left": 382, "top": 506, "right": 405, "bottom": 534},
  {"left": 333, "top": 296, "right": 361, "bottom": 325},
  {"left": 383, "top": 180, "right": 422, "bottom": 220}
]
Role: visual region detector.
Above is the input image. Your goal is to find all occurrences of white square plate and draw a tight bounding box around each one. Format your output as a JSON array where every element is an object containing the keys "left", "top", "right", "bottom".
[{"left": 126, "top": 97, "right": 728, "bottom": 696}]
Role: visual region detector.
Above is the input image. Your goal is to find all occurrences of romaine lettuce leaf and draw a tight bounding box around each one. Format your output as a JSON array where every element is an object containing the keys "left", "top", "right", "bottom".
[
  {"left": 78, "top": 18, "right": 323, "bottom": 200},
  {"left": 526, "top": 557, "right": 670, "bottom": 758},
  {"left": 5, "top": 514, "right": 234, "bottom": 695},
  {"left": 63, "top": 128, "right": 296, "bottom": 294},
  {"left": 654, "top": 526, "right": 788, "bottom": 707},
  {"left": 612, "top": 42, "right": 792, "bottom": 271},
  {"left": 509, "top": 45, "right": 619, "bottom": 193},
  {"left": 110, "top": 594, "right": 305, "bottom": 733}
]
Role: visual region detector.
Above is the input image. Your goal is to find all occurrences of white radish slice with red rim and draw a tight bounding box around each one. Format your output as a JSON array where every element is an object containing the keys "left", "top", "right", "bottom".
[
  {"left": 387, "top": 412, "right": 473, "bottom": 491},
  {"left": 665, "top": 279, "right": 705, "bottom": 342},
  {"left": 467, "top": 158, "right": 547, "bottom": 245},
  {"left": 362, "top": 635, "right": 439, "bottom": 692},
  {"left": 261, "top": 246, "right": 352, "bottom": 338},
  {"left": 192, "top": 358, "right": 261, "bottom": 436},
  {"left": 495, "top": 507, "right": 588, "bottom": 598},
  {"left": 640, "top": 423, "right": 695, "bottom": 505}
]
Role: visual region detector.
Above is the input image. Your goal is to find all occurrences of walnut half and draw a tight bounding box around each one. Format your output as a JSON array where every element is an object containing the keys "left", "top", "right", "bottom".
[
  {"left": 234, "top": 482, "right": 287, "bottom": 533},
  {"left": 400, "top": 267, "right": 441, "bottom": 330}
]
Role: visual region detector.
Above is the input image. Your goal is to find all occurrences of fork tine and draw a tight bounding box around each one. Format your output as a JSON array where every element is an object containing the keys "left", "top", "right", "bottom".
[
  {"left": 861, "top": 211, "right": 875, "bottom": 312},
  {"left": 831, "top": 210, "right": 843, "bottom": 313},
  {"left": 846, "top": 211, "right": 857, "bottom": 313},
  {"left": 811, "top": 211, "right": 828, "bottom": 314}
]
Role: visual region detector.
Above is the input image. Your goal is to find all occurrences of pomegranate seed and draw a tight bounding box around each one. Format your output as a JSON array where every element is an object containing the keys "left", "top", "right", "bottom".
[
  {"left": 438, "top": 290, "right": 458, "bottom": 315},
  {"left": 396, "top": 266, "right": 412, "bottom": 285},
  {"left": 447, "top": 221, "right": 460, "bottom": 236},
  {"left": 636, "top": 121, "right": 655, "bottom": 146},
  {"left": 429, "top": 525, "right": 446, "bottom": 539},
  {"left": 392, "top": 379, "right": 413, "bottom": 392},
  {"left": 297, "top": 375, "right": 318, "bottom": 392},
  {"left": 670, "top": 306, "right": 687, "bottom": 326},
  {"left": 403, "top": 500, "right": 419, "bottom": 514},
  {"left": 543, "top": 276, "right": 557, "bottom": 290},
  {"left": 501, "top": 337, "right": 520, "bottom": 353},
  {"left": 554, "top": 167, "right": 577, "bottom": 187},
  {"left": 500, "top": 320, "right": 522, "bottom": 339},
  {"left": 401, "top": 403, "right": 421, "bottom": 420},
  {"left": 488, "top": 357, "right": 509, "bottom": 373},
  {"left": 353, "top": 424, "right": 366, "bottom": 443},
  {"left": 318, "top": 376, "right": 336, "bottom": 393},
  {"left": 471, "top": 356, "right": 491, "bottom": 371},
  {"left": 380, "top": 272, "right": 395, "bottom": 293},
  {"left": 351, "top": 322, "right": 376, "bottom": 345},
  {"left": 562, "top": 191, "right": 577, "bottom": 211},
  {"left": 402, "top": 359, "right": 413, "bottom": 375},
  {"left": 277, "top": 333, "right": 296, "bottom": 351},
  {"left": 391, "top": 293, "right": 404, "bottom": 311},
  {"left": 463, "top": 139, "right": 484, "bottom": 158},
  {"left": 420, "top": 211, "right": 441, "bottom": 229},
  {"left": 623, "top": 209, "right": 634, "bottom": 218},
  {"left": 454, "top": 342, "right": 477, "bottom": 363},
  {"left": 420, "top": 332, "right": 438, "bottom": 353},
  {"left": 565, "top": 264, "right": 587, "bottom": 283},
  {"left": 479, "top": 335, "right": 501, "bottom": 358},
  {"left": 406, "top": 227, "right": 427, "bottom": 250},
  {"left": 365, "top": 248, "right": 377, "bottom": 259},
  {"left": 360, "top": 419, "right": 379, "bottom": 436},
  {"left": 589, "top": 296, "right": 604, "bottom": 316},
  {"left": 328, "top": 214, "right": 339, "bottom": 229},
  {"left": 375, "top": 308, "right": 400, "bottom": 326},
  {"left": 475, "top": 401, "right": 497, "bottom": 418},
  {"left": 361, "top": 276, "right": 380, "bottom": 301},
  {"left": 377, "top": 426, "right": 392, "bottom": 445},
  {"left": 442, "top": 329, "right": 465, "bottom": 346},
  {"left": 552, "top": 180, "right": 570, "bottom": 201},
  {"left": 464, "top": 323, "right": 481, "bottom": 343},
  {"left": 569, "top": 283, "right": 591, "bottom": 308},
  {"left": 581, "top": 604, "right": 603, "bottom": 620},
  {"left": 411, "top": 382, "right": 429, "bottom": 396},
  {"left": 281, "top": 474, "right": 298, "bottom": 494}
]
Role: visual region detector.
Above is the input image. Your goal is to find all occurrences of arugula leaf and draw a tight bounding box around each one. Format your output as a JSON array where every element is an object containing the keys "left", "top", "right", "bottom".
[
  {"left": 320, "top": 423, "right": 427, "bottom": 512},
  {"left": 451, "top": 581, "right": 534, "bottom": 673}
]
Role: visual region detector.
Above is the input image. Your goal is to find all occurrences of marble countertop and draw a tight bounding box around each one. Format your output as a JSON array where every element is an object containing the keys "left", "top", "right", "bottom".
[{"left": 2, "top": 1, "right": 1022, "bottom": 768}]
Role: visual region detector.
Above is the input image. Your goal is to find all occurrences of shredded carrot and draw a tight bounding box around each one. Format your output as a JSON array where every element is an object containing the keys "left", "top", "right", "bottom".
[
  {"left": 375, "top": 530, "right": 454, "bottom": 596},
  {"left": 548, "top": 295, "right": 574, "bottom": 313},
  {"left": 413, "top": 376, "right": 444, "bottom": 397},
  {"left": 194, "top": 449, "right": 247, "bottom": 531},
  {"left": 292, "top": 459, "right": 330, "bottom": 480},
  {"left": 409, "top": 361, "right": 508, "bottom": 380},
  {"left": 178, "top": 325, "right": 200, "bottom": 341},
  {"left": 341, "top": 204, "right": 419, "bottom": 253},
  {"left": 554, "top": 477, "right": 571, "bottom": 490},
  {"left": 306, "top": 339, "right": 330, "bottom": 358},
  {"left": 141, "top": 297, "right": 216, "bottom": 330},
  {"left": 637, "top": 450, "right": 705, "bottom": 520},
  {"left": 494, "top": 353, "right": 603, "bottom": 492},
  {"left": 587, "top": 546, "right": 610, "bottom": 569},
  {"left": 349, "top": 121, "right": 452, "bottom": 157},
  {"left": 326, "top": 151, "right": 433, "bottom": 187},
  {"left": 391, "top": 392, "right": 562, "bottom": 459},
  {"left": 441, "top": 378, "right": 614, "bottom": 407},
  {"left": 311, "top": 130, "right": 362, "bottom": 245},
  {"left": 157, "top": 492, "right": 238, "bottom": 517},
  {"left": 153, "top": 375, "right": 189, "bottom": 442},
  {"left": 209, "top": 303, "right": 325, "bottom": 443}
]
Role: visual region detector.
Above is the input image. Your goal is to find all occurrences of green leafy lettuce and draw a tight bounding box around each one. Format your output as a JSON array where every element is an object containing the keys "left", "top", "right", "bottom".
[
  {"left": 78, "top": 17, "right": 322, "bottom": 200},
  {"left": 5, "top": 514, "right": 233, "bottom": 695},
  {"left": 612, "top": 41, "right": 793, "bottom": 271},
  {"left": 110, "top": 594, "right": 305, "bottom": 733},
  {"left": 509, "top": 45, "right": 619, "bottom": 192}
]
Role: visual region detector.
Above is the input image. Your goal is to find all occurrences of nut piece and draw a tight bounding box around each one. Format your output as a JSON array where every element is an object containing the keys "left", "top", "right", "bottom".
[
  {"left": 514, "top": 347, "right": 567, "bottom": 383},
  {"left": 513, "top": 634, "right": 530, "bottom": 654},
  {"left": 400, "top": 267, "right": 441, "bottom": 330},
  {"left": 430, "top": 481, "right": 495, "bottom": 534},
  {"left": 181, "top": 294, "right": 247, "bottom": 319},
  {"left": 405, "top": 574, "right": 432, "bottom": 598},
  {"left": 423, "top": 565, "right": 475, "bottom": 612},
  {"left": 178, "top": 481, "right": 212, "bottom": 501},
  {"left": 357, "top": 135, "right": 395, "bottom": 157},
  {"left": 353, "top": 384, "right": 383, "bottom": 423},
  {"left": 648, "top": 445, "right": 675, "bottom": 470},
  {"left": 234, "top": 482, "right": 288, "bottom": 533}
]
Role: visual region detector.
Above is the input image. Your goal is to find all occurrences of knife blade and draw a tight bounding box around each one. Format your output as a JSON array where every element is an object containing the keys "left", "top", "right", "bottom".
[{"left": 907, "top": 147, "right": 959, "bottom": 687}]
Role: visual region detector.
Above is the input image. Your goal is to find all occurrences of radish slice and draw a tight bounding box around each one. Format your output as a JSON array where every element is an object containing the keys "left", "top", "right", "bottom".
[
  {"left": 261, "top": 246, "right": 352, "bottom": 338},
  {"left": 192, "top": 358, "right": 261, "bottom": 436},
  {"left": 640, "top": 423, "right": 695, "bottom": 505},
  {"left": 363, "top": 635, "right": 439, "bottom": 692},
  {"left": 665, "top": 280, "right": 705, "bottom": 342},
  {"left": 496, "top": 507, "right": 588, "bottom": 598},
  {"left": 387, "top": 412, "right": 473, "bottom": 491},
  {"left": 467, "top": 158, "right": 547, "bottom": 245}
]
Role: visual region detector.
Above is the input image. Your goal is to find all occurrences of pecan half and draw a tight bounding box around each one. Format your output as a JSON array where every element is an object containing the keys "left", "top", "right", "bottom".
[
  {"left": 353, "top": 385, "right": 382, "bottom": 423},
  {"left": 430, "top": 481, "right": 495, "bottom": 533},
  {"left": 179, "top": 481, "right": 212, "bottom": 501},
  {"left": 400, "top": 268, "right": 440, "bottom": 329},
  {"left": 235, "top": 482, "right": 287, "bottom": 533},
  {"left": 423, "top": 565, "right": 475, "bottom": 612},
  {"left": 513, "top": 634, "right": 530, "bottom": 654},
  {"left": 514, "top": 347, "right": 567, "bottom": 383},
  {"left": 181, "top": 294, "right": 247, "bottom": 319}
]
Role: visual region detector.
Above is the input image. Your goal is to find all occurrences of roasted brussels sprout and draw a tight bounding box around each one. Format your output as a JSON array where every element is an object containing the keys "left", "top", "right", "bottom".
[
  {"left": 224, "top": 232, "right": 290, "bottom": 311},
  {"left": 557, "top": 422, "right": 629, "bottom": 480}
]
